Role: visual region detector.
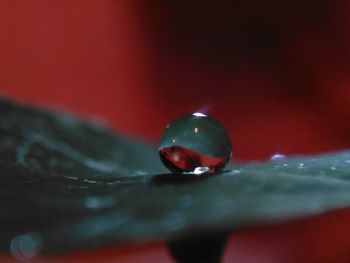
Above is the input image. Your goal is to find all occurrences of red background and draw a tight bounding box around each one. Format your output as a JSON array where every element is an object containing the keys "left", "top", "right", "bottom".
[{"left": 1, "top": 0, "right": 350, "bottom": 262}]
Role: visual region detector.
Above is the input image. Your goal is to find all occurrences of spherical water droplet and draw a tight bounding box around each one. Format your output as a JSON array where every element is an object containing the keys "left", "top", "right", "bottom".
[
  {"left": 270, "top": 153, "right": 287, "bottom": 161},
  {"left": 159, "top": 113, "right": 232, "bottom": 175}
]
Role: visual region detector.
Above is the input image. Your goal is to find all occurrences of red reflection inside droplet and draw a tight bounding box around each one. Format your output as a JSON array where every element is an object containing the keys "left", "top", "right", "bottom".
[{"left": 159, "top": 146, "right": 227, "bottom": 174}]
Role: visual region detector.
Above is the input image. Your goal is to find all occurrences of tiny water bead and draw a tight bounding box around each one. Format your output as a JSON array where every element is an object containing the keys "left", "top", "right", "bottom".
[
  {"left": 270, "top": 153, "right": 287, "bottom": 161},
  {"left": 158, "top": 113, "right": 232, "bottom": 175}
]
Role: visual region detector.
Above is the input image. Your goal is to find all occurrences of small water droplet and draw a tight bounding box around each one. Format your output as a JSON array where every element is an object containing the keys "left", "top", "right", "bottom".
[
  {"left": 344, "top": 160, "right": 350, "bottom": 164},
  {"left": 331, "top": 166, "right": 337, "bottom": 171},
  {"left": 270, "top": 153, "right": 287, "bottom": 161},
  {"left": 10, "top": 233, "right": 42, "bottom": 260},
  {"left": 298, "top": 163, "right": 305, "bottom": 168},
  {"left": 158, "top": 114, "right": 232, "bottom": 175}
]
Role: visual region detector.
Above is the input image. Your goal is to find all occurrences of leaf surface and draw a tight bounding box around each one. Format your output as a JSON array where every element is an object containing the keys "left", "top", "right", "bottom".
[{"left": 0, "top": 98, "right": 350, "bottom": 255}]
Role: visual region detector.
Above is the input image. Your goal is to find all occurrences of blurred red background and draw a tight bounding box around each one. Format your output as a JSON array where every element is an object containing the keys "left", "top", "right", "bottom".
[{"left": 1, "top": 0, "right": 350, "bottom": 262}]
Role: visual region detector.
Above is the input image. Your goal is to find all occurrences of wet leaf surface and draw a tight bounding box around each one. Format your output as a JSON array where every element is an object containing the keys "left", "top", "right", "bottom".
[{"left": 1, "top": 98, "right": 350, "bottom": 257}]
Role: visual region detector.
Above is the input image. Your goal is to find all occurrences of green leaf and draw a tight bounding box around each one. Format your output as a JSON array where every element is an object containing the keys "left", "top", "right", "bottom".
[{"left": 1, "top": 97, "right": 350, "bottom": 258}]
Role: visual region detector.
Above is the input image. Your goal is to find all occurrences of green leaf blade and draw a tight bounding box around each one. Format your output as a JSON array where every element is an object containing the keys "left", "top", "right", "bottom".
[{"left": 0, "top": 97, "right": 350, "bottom": 255}]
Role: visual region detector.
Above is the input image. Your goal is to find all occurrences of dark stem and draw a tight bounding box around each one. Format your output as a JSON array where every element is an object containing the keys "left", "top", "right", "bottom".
[{"left": 167, "top": 232, "right": 229, "bottom": 263}]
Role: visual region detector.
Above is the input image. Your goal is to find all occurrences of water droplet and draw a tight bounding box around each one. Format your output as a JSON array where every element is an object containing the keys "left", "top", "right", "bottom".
[
  {"left": 298, "top": 163, "right": 305, "bottom": 169},
  {"left": 10, "top": 233, "right": 42, "bottom": 260},
  {"left": 270, "top": 153, "right": 286, "bottom": 161},
  {"left": 159, "top": 114, "right": 232, "bottom": 175},
  {"left": 331, "top": 166, "right": 337, "bottom": 171}
]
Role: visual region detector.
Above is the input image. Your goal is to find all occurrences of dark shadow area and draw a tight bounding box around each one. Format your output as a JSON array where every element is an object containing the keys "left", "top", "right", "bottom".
[
  {"left": 167, "top": 232, "right": 230, "bottom": 263},
  {"left": 146, "top": 0, "right": 331, "bottom": 66}
]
